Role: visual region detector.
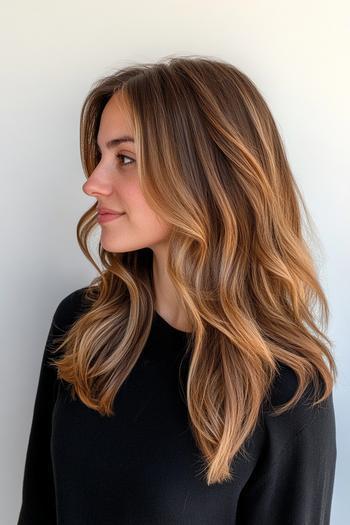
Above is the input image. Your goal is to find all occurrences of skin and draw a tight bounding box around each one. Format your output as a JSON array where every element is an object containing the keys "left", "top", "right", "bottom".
[{"left": 82, "top": 91, "right": 192, "bottom": 333}]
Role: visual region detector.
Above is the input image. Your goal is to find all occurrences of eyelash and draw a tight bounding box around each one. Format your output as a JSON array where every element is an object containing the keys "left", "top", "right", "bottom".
[
  {"left": 96, "top": 151, "right": 135, "bottom": 167},
  {"left": 116, "top": 153, "right": 135, "bottom": 167}
]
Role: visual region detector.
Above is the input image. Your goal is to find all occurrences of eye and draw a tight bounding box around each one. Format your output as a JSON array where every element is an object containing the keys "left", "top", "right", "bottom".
[
  {"left": 94, "top": 149, "right": 135, "bottom": 168},
  {"left": 116, "top": 153, "right": 135, "bottom": 167}
]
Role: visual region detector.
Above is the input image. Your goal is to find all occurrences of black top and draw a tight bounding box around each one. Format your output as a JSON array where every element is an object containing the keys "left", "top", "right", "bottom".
[{"left": 17, "top": 287, "right": 337, "bottom": 525}]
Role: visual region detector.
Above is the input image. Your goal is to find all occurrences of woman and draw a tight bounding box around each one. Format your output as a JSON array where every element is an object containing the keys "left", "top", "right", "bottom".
[{"left": 18, "top": 55, "right": 337, "bottom": 524}]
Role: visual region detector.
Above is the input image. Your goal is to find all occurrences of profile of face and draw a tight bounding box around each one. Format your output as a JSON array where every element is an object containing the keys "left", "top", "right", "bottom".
[{"left": 82, "top": 91, "right": 171, "bottom": 254}]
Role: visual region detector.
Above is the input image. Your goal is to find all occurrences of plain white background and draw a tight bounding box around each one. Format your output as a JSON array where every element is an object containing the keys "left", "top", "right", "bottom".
[{"left": 1, "top": 1, "right": 349, "bottom": 523}]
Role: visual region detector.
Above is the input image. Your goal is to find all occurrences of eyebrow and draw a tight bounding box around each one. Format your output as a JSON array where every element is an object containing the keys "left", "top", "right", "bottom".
[{"left": 96, "top": 135, "right": 135, "bottom": 150}]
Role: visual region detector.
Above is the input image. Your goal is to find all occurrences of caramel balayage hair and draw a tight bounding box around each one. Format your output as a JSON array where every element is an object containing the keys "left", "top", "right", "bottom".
[{"left": 50, "top": 55, "right": 337, "bottom": 485}]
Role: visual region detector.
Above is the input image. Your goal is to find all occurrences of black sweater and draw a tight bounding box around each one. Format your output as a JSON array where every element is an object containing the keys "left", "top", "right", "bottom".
[{"left": 17, "top": 287, "right": 337, "bottom": 524}]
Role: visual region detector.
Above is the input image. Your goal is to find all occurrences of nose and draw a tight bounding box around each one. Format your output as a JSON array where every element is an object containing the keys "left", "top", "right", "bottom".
[{"left": 82, "top": 168, "right": 113, "bottom": 198}]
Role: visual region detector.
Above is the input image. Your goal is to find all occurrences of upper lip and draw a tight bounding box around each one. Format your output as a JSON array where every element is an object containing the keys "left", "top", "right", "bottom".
[{"left": 97, "top": 207, "right": 124, "bottom": 215}]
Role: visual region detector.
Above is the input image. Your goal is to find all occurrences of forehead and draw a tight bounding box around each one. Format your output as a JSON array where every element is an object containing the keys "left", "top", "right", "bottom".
[
  {"left": 103, "top": 91, "right": 132, "bottom": 123},
  {"left": 97, "top": 92, "right": 134, "bottom": 144}
]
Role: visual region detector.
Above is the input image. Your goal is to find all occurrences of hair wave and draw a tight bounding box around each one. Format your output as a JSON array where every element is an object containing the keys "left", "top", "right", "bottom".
[{"left": 50, "top": 55, "right": 337, "bottom": 485}]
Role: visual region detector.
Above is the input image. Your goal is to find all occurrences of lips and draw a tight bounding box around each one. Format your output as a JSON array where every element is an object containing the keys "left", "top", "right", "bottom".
[
  {"left": 97, "top": 210, "right": 125, "bottom": 224},
  {"left": 97, "top": 207, "right": 124, "bottom": 215}
]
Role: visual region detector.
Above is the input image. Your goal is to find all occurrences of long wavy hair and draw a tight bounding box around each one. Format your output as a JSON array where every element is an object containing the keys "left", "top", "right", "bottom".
[{"left": 50, "top": 55, "right": 337, "bottom": 485}]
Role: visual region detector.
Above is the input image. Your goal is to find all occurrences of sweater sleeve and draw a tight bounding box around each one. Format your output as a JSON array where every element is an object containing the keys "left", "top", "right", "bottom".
[
  {"left": 17, "top": 287, "right": 88, "bottom": 525},
  {"left": 236, "top": 385, "right": 337, "bottom": 525}
]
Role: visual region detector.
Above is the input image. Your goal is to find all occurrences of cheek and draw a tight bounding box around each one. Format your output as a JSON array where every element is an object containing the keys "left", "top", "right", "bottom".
[
  {"left": 132, "top": 200, "right": 171, "bottom": 238},
  {"left": 125, "top": 185, "right": 168, "bottom": 233}
]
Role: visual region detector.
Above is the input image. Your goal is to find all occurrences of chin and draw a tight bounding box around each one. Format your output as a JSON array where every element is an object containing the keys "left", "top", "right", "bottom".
[{"left": 99, "top": 236, "right": 143, "bottom": 254}]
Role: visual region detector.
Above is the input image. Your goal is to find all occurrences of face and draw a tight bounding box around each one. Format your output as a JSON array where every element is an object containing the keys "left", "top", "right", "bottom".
[{"left": 82, "top": 91, "right": 171, "bottom": 254}]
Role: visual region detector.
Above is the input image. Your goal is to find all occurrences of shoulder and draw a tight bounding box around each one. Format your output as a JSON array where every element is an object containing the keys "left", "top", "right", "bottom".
[
  {"left": 38, "top": 286, "right": 91, "bottom": 368},
  {"left": 50, "top": 286, "right": 91, "bottom": 333},
  {"left": 262, "top": 362, "right": 336, "bottom": 450}
]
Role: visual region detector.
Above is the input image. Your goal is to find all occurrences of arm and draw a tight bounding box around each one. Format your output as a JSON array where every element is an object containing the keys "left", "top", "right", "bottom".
[
  {"left": 236, "top": 390, "right": 337, "bottom": 525},
  {"left": 17, "top": 287, "right": 87, "bottom": 524}
]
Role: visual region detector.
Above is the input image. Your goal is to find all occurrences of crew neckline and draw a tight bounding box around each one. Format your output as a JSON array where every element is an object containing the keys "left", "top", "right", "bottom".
[{"left": 153, "top": 310, "right": 193, "bottom": 336}]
